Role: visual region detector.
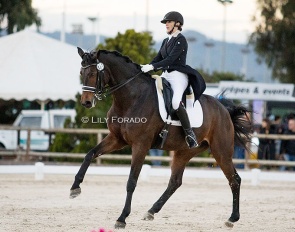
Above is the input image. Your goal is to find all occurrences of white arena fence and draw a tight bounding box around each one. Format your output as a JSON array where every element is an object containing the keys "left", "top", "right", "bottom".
[{"left": 0, "top": 126, "right": 295, "bottom": 169}]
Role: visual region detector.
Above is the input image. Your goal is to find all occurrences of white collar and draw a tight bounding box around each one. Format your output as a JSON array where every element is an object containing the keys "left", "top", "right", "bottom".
[{"left": 168, "top": 30, "right": 180, "bottom": 40}]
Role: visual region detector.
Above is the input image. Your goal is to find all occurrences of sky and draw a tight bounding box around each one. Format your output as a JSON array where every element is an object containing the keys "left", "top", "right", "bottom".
[{"left": 31, "top": 0, "right": 258, "bottom": 44}]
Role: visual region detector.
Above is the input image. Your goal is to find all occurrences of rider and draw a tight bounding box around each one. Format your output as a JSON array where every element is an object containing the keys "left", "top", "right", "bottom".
[{"left": 141, "top": 11, "right": 206, "bottom": 149}]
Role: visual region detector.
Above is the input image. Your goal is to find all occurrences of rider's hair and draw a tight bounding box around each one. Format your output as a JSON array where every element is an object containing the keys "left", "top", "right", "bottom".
[{"left": 176, "top": 22, "right": 183, "bottom": 31}]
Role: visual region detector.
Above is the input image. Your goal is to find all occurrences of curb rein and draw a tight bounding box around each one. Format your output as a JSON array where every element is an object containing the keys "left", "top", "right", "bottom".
[{"left": 81, "top": 61, "right": 142, "bottom": 101}]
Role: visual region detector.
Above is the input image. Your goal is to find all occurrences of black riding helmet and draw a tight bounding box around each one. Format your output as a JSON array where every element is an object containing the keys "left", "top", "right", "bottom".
[{"left": 161, "top": 11, "right": 184, "bottom": 25}]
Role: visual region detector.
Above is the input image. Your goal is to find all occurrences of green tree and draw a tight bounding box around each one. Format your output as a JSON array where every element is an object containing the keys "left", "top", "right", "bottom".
[
  {"left": 97, "top": 29, "right": 157, "bottom": 63},
  {"left": 0, "top": 0, "right": 41, "bottom": 34},
  {"left": 51, "top": 29, "right": 156, "bottom": 155},
  {"left": 249, "top": 0, "right": 295, "bottom": 83}
]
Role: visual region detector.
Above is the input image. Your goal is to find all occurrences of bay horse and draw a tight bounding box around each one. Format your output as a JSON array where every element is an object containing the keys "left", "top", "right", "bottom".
[{"left": 70, "top": 47, "right": 252, "bottom": 229}]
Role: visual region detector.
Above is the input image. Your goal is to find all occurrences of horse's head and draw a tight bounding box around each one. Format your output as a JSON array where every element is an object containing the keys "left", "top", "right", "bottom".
[
  {"left": 78, "top": 47, "right": 148, "bottom": 108},
  {"left": 78, "top": 47, "right": 107, "bottom": 108}
]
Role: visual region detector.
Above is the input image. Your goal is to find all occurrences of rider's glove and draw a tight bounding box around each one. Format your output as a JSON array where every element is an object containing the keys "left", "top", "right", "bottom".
[{"left": 140, "top": 64, "right": 154, "bottom": 73}]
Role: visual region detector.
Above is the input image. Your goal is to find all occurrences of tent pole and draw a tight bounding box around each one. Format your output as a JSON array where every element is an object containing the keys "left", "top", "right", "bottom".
[{"left": 36, "top": 100, "right": 49, "bottom": 110}]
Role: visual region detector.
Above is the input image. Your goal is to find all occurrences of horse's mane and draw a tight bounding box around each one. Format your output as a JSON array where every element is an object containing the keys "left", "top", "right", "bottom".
[
  {"left": 86, "top": 49, "right": 151, "bottom": 80},
  {"left": 99, "top": 50, "right": 142, "bottom": 70}
]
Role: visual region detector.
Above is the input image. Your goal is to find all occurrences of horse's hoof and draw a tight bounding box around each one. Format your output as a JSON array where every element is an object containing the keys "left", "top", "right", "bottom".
[
  {"left": 114, "top": 221, "right": 126, "bottom": 229},
  {"left": 224, "top": 220, "right": 234, "bottom": 228},
  {"left": 143, "top": 212, "right": 154, "bottom": 221},
  {"left": 69, "top": 188, "right": 81, "bottom": 199}
]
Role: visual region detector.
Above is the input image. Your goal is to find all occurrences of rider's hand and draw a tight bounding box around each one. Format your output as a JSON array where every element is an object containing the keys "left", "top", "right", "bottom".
[{"left": 140, "top": 64, "right": 154, "bottom": 73}]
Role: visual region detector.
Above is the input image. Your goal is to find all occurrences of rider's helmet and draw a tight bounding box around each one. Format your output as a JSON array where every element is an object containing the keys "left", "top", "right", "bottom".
[{"left": 160, "top": 11, "right": 184, "bottom": 26}]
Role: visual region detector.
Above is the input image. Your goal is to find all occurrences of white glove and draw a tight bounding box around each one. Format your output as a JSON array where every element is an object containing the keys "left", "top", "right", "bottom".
[{"left": 141, "top": 64, "right": 154, "bottom": 73}]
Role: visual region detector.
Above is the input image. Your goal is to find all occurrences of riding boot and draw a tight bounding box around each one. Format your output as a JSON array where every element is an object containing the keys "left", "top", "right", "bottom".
[{"left": 175, "top": 102, "right": 198, "bottom": 148}]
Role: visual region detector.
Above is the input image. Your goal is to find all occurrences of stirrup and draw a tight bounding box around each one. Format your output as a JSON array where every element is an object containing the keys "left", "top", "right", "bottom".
[{"left": 185, "top": 134, "right": 198, "bottom": 148}]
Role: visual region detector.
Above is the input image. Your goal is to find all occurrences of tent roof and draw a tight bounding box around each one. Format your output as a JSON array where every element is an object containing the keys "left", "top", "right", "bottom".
[{"left": 0, "top": 30, "right": 82, "bottom": 101}]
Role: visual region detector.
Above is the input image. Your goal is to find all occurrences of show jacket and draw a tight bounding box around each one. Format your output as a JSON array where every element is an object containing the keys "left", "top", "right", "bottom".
[{"left": 150, "top": 32, "right": 206, "bottom": 101}]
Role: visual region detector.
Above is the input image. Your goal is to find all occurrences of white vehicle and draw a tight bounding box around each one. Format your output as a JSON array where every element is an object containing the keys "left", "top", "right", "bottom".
[{"left": 0, "top": 109, "right": 76, "bottom": 151}]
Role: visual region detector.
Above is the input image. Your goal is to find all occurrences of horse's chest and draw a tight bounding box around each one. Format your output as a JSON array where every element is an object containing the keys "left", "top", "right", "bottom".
[{"left": 107, "top": 121, "right": 132, "bottom": 144}]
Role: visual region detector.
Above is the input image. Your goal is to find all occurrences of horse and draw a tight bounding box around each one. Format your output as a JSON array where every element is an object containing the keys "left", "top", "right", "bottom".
[{"left": 70, "top": 47, "right": 252, "bottom": 229}]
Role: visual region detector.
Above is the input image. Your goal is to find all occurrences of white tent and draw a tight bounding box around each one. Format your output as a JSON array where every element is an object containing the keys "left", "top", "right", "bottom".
[{"left": 0, "top": 30, "right": 82, "bottom": 106}]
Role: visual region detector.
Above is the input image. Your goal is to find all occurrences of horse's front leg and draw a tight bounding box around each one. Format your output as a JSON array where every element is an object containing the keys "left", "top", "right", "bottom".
[
  {"left": 143, "top": 150, "right": 192, "bottom": 221},
  {"left": 69, "top": 133, "right": 126, "bottom": 198},
  {"left": 115, "top": 145, "right": 148, "bottom": 229}
]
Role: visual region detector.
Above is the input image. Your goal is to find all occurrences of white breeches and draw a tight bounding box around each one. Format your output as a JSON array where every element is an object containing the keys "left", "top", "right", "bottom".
[{"left": 161, "top": 70, "right": 189, "bottom": 109}]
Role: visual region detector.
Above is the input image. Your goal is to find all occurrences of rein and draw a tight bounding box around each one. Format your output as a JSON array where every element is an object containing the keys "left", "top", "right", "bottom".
[{"left": 81, "top": 62, "right": 142, "bottom": 100}]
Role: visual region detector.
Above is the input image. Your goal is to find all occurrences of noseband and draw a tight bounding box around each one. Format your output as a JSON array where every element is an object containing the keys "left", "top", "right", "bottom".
[{"left": 81, "top": 61, "right": 142, "bottom": 101}]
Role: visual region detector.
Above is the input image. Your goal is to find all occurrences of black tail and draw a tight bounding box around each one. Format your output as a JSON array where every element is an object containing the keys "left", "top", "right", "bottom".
[{"left": 218, "top": 96, "right": 253, "bottom": 152}]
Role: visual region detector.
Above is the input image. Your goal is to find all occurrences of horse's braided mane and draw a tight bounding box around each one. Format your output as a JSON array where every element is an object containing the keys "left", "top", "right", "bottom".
[
  {"left": 87, "top": 49, "right": 152, "bottom": 80},
  {"left": 99, "top": 50, "right": 141, "bottom": 70}
]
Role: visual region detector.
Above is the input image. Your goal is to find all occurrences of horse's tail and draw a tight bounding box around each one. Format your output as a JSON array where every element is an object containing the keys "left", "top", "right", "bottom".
[{"left": 217, "top": 96, "right": 253, "bottom": 152}]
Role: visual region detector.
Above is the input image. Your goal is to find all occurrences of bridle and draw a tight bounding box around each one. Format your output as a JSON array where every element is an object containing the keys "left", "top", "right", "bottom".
[
  {"left": 81, "top": 60, "right": 142, "bottom": 101},
  {"left": 81, "top": 62, "right": 105, "bottom": 100}
]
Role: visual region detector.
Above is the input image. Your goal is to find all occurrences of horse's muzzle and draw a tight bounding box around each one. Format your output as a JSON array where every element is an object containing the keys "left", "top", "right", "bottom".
[
  {"left": 81, "top": 92, "right": 96, "bottom": 108},
  {"left": 81, "top": 100, "right": 93, "bottom": 109}
]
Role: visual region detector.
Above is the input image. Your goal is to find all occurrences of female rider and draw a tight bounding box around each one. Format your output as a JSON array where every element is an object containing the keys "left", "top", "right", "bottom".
[{"left": 141, "top": 11, "right": 206, "bottom": 148}]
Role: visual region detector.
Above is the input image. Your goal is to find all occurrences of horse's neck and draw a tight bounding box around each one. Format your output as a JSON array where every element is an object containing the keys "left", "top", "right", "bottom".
[
  {"left": 111, "top": 72, "right": 155, "bottom": 110},
  {"left": 102, "top": 54, "right": 155, "bottom": 111}
]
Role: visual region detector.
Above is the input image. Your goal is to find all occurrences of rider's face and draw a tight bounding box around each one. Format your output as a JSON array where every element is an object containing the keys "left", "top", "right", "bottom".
[{"left": 165, "top": 21, "right": 176, "bottom": 34}]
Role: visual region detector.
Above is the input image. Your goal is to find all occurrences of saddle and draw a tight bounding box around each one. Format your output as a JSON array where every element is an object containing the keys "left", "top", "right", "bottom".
[
  {"left": 152, "top": 75, "right": 203, "bottom": 148},
  {"left": 152, "top": 75, "right": 192, "bottom": 120}
]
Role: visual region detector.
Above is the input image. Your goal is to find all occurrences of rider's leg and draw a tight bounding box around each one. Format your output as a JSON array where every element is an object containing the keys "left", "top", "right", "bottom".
[
  {"left": 162, "top": 71, "right": 188, "bottom": 109},
  {"left": 162, "top": 71, "right": 197, "bottom": 148},
  {"left": 175, "top": 101, "right": 198, "bottom": 148}
]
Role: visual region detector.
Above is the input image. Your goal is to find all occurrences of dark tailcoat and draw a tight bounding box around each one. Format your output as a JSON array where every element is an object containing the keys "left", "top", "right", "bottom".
[{"left": 150, "top": 33, "right": 206, "bottom": 101}]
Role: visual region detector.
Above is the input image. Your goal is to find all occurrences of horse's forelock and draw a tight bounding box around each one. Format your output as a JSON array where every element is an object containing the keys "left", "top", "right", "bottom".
[{"left": 82, "top": 51, "right": 97, "bottom": 66}]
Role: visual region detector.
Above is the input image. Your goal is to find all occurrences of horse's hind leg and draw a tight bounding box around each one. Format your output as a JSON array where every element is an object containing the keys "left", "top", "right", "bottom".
[
  {"left": 211, "top": 142, "right": 241, "bottom": 227},
  {"left": 70, "top": 133, "right": 126, "bottom": 198},
  {"left": 143, "top": 150, "right": 193, "bottom": 221}
]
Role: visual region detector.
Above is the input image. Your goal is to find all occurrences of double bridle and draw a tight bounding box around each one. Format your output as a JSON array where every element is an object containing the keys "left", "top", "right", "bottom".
[{"left": 81, "top": 61, "right": 141, "bottom": 101}]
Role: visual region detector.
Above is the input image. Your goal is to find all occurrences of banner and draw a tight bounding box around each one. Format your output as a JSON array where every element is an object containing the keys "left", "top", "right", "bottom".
[{"left": 218, "top": 81, "right": 295, "bottom": 101}]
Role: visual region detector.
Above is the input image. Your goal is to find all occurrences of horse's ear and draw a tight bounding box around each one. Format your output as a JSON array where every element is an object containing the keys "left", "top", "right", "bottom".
[{"left": 77, "top": 47, "right": 84, "bottom": 58}]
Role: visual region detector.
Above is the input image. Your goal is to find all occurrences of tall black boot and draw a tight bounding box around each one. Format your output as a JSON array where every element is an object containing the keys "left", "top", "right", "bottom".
[{"left": 175, "top": 102, "right": 198, "bottom": 148}]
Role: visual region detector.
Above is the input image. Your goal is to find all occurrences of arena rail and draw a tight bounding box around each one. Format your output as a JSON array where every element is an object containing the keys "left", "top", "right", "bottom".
[{"left": 0, "top": 126, "right": 294, "bottom": 169}]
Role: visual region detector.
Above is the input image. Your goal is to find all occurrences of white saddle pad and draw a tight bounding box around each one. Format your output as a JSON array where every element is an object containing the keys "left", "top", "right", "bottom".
[{"left": 153, "top": 76, "right": 203, "bottom": 128}]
